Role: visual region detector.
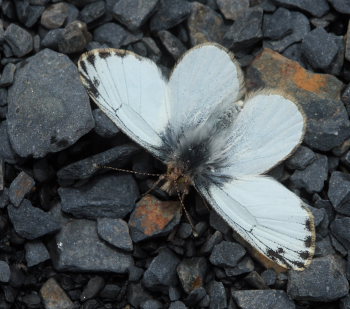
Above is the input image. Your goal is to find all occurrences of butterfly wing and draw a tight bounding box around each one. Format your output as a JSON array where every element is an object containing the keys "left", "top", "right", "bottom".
[
  {"left": 196, "top": 92, "right": 314, "bottom": 270},
  {"left": 198, "top": 175, "right": 315, "bottom": 270},
  {"left": 167, "top": 43, "right": 244, "bottom": 134},
  {"left": 78, "top": 49, "right": 169, "bottom": 158}
]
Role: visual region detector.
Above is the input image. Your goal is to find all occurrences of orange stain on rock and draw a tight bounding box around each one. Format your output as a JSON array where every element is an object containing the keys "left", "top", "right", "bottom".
[{"left": 131, "top": 195, "right": 181, "bottom": 236}]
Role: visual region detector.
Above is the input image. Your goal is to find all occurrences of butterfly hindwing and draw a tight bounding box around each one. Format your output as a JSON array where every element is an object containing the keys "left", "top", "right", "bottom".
[{"left": 198, "top": 175, "right": 315, "bottom": 270}]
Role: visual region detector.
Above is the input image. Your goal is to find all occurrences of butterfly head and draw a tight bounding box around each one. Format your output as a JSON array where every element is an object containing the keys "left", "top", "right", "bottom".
[{"left": 160, "top": 162, "right": 193, "bottom": 196}]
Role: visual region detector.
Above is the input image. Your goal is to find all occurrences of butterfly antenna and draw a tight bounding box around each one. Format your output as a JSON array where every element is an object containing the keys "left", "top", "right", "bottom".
[
  {"left": 95, "top": 164, "right": 162, "bottom": 177},
  {"left": 174, "top": 180, "right": 198, "bottom": 237},
  {"left": 142, "top": 175, "right": 165, "bottom": 197}
]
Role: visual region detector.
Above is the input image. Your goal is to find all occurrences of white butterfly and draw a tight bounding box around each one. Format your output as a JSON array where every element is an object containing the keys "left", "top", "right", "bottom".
[{"left": 78, "top": 43, "right": 315, "bottom": 270}]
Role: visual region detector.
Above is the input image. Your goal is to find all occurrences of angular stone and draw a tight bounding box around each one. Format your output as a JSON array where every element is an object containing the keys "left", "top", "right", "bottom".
[
  {"left": 150, "top": 0, "right": 191, "bottom": 32},
  {"left": 288, "top": 255, "right": 348, "bottom": 301},
  {"left": 289, "top": 154, "right": 328, "bottom": 193},
  {"left": 57, "top": 144, "right": 139, "bottom": 181},
  {"left": 301, "top": 27, "right": 339, "bottom": 70},
  {"left": 4, "top": 23, "right": 33, "bottom": 57},
  {"left": 169, "top": 301, "right": 187, "bottom": 309},
  {"left": 58, "top": 20, "right": 92, "bottom": 54},
  {"left": 0, "top": 63, "right": 16, "bottom": 87},
  {"left": 140, "top": 299, "right": 163, "bottom": 309},
  {"left": 59, "top": 174, "right": 139, "bottom": 219},
  {"left": 0, "top": 261, "right": 10, "bottom": 283},
  {"left": 263, "top": 11, "right": 310, "bottom": 53},
  {"left": 158, "top": 30, "right": 186, "bottom": 60},
  {"left": 329, "top": 0, "right": 350, "bottom": 14},
  {"left": 8, "top": 199, "right": 60, "bottom": 240},
  {"left": 0, "top": 121, "right": 19, "bottom": 164},
  {"left": 9, "top": 171, "right": 35, "bottom": 207},
  {"left": 207, "top": 280, "right": 227, "bottom": 308},
  {"left": 177, "top": 257, "right": 208, "bottom": 293},
  {"left": 216, "top": 0, "right": 249, "bottom": 21},
  {"left": 328, "top": 171, "right": 350, "bottom": 215},
  {"left": 40, "top": 278, "right": 73, "bottom": 309},
  {"left": 286, "top": 146, "right": 316, "bottom": 170},
  {"left": 15, "top": 1, "right": 45, "bottom": 28},
  {"left": 40, "top": 2, "right": 70, "bottom": 29},
  {"left": 263, "top": 8, "right": 292, "bottom": 40},
  {"left": 330, "top": 216, "right": 350, "bottom": 250},
  {"left": 25, "top": 241, "right": 50, "bottom": 267},
  {"left": 93, "top": 22, "right": 142, "bottom": 48},
  {"left": 52, "top": 219, "right": 133, "bottom": 273},
  {"left": 127, "top": 283, "right": 152, "bottom": 308},
  {"left": 246, "top": 48, "right": 350, "bottom": 151},
  {"left": 232, "top": 290, "right": 295, "bottom": 309},
  {"left": 225, "top": 256, "right": 254, "bottom": 276},
  {"left": 272, "top": 0, "right": 329, "bottom": 17},
  {"left": 41, "top": 29, "right": 65, "bottom": 50},
  {"left": 224, "top": 7, "right": 263, "bottom": 51},
  {"left": 80, "top": 276, "right": 105, "bottom": 302},
  {"left": 142, "top": 248, "right": 180, "bottom": 293},
  {"left": 209, "top": 241, "right": 246, "bottom": 268},
  {"left": 93, "top": 108, "right": 120, "bottom": 138},
  {"left": 112, "top": 0, "right": 159, "bottom": 31},
  {"left": 187, "top": 2, "right": 225, "bottom": 46},
  {"left": 80, "top": 1, "right": 105, "bottom": 24},
  {"left": 129, "top": 195, "right": 181, "bottom": 242},
  {"left": 7, "top": 49, "right": 94, "bottom": 158},
  {"left": 97, "top": 218, "right": 133, "bottom": 252}
]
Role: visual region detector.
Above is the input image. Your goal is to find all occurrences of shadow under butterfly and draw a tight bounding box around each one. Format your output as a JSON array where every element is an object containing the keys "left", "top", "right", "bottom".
[{"left": 78, "top": 42, "right": 315, "bottom": 271}]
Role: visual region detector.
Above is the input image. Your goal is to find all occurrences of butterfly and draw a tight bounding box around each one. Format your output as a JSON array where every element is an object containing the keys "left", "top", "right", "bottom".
[{"left": 78, "top": 43, "right": 315, "bottom": 271}]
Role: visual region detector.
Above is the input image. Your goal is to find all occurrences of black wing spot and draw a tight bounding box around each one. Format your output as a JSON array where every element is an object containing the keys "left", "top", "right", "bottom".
[
  {"left": 81, "top": 75, "right": 99, "bottom": 98},
  {"left": 299, "top": 250, "right": 310, "bottom": 260},
  {"left": 305, "top": 219, "right": 311, "bottom": 231},
  {"left": 99, "top": 50, "right": 113, "bottom": 59},
  {"left": 93, "top": 77, "right": 100, "bottom": 88},
  {"left": 79, "top": 60, "right": 88, "bottom": 74},
  {"left": 304, "top": 236, "right": 312, "bottom": 247},
  {"left": 292, "top": 261, "right": 304, "bottom": 269},
  {"left": 277, "top": 247, "right": 284, "bottom": 254},
  {"left": 86, "top": 53, "right": 96, "bottom": 66}
]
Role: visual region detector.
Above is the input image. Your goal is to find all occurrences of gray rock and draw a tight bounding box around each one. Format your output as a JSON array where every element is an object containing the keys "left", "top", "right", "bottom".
[
  {"left": 200, "top": 231, "right": 223, "bottom": 255},
  {"left": 97, "top": 218, "right": 133, "bottom": 252},
  {"left": 329, "top": 0, "right": 350, "bottom": 14},
  {"left": 209, "top": 211, "right": 230, "bottom": 234},
  {"left": 207, "top": 280, "right": 227, "bottom": 309},
  {"left": 57, "top": 144, "right": 139, "bottom": 181},
  {"left": 15, "top": 1, "right": 45, "bottom": 28},
  {"left": 143, "top": 248, "right": 180, "bottom": 293},
  {"left": 315, "top": 236, "right": 336, "bottom": 257},
  {"left": 244, "top": 271, "right": 269, "bottom": 289},
  {"left": 263, "top": 11, "right": 310, "bottom": 53},
  {"left": 301, "top": 27, "right": 339, "bottom": 70},
  {"left": 177, "top": 257, "right": 208, "bottom": 293},
  {"left": 0, "top": 63, "right": 16, "bottom": 87},
  {"left": 272, "top": 0, "right": 329, "bottom": 17},
  {"left": 184, "top": 287, "right": 207, "bottom": 306},
  {"left": 112, "top": 0, "right": 159, "bottom": 31},
  {"left": 284, "top": 43, "right": 303, "bottom": 63},
  {"left": 287, "top": 255, "right": 349, "bottom": 301},
  {"left": 8, "top": 199, "right": 60, "bottom": 240},
  {"left": 99, "top": 284, "right": 121, "bottom": 300},
  {"left": 93, "top": 22, "right": 142, "bottom": 48},
  {"left": 140, "top": 299, "right": 163, "bottom": 309},
  {"left": 9, "top": 171, "right": 35, "bottom": 207},
  {"left": 261, "top": 269, "right": 277, "bottom": 286},
  {"left": 330, "top": 216, "right": 350, "bottom": 250},
  {"left": 286, "top": 146, "right": 316, "bottom": 170},
  {"left": 59, "top": 174, "right": 139, "bottom": 219},
  {"left": 52, "top": 219, "right": 133, "bottom": 273},
  {"left": 7, "top": 48, "right": 94, "bottom": 158},
  {"left": 263, "top": 7, "right": 293, "bottom": 40},
  {"left": 209, "top": 241, "right": 246, "bottom": 268},
  {"left": 232, "top": 290, "right": 295, "bottom": 309},
  {"left": 169, "top": 301, "right": 187, "bottom": 309},
  {"left": 225, "top": 256, "right": 254, "bottom": 276},
  {"left": 4, "top": 23, "right": 33, "bottom": 57},
  {"left": 289, "top": 154, "right": 328, "bottom": 193},
  {"left": 80, "top": 1, "right": 105, "bottom": 24},
  {"left": 340, "top": 294, "right": 350, "bottom": 309},
  {"left": 0, "top": 121, "right": 19, "bottom": 164},
  {"left": 25, "top": 241, "right": 50, "bottom": 267},
  {"left": 224, "top": 7, "right": 263, "bottom": 51},
  {"left": 328, "top": 171, "right": 350, "bottom": 215},
  {"left": 187, "top": 2, "right": 225, "bottom": 46},
  {"left": 0, "top": 88, "right": 7, "bottom": 107},
  {"left": 216, "top": 0, "right": 249, "bottom": 21},
  {"left": 58, "top": 20, "right": 92, "bottom": 54},
  {"left": 158, "top": 30, "right": 186, "bottom": 60},
  {"left": 93, "top": 108, "right": 120, "bottom": 138},
  {"left": 41, "top": 29, "right": 65, "bottom": 50},
  {"left": 40, "top": 2, "right": 71, "bottom": 29},
  {"left": 0, "top": 261, "right": 10, "bottom": 283},
  {"left": 40, "top": 278, "right": 74, "bottom": 309},
  {"left": 127, "top": 283, "right": 152, "bottom": 308},
  {"left": 150, "top": 0, "right": 191, "bottom": 32},
  {"left": 80, "top": 276, "right": 105, "bottom": 302}
]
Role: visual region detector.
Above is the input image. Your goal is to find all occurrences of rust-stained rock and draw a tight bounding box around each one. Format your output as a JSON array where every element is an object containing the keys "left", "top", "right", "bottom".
[
  {"left": 246, "top": 48, "right": 350, "bottom": 151},
  {"left": 177, "top": 257, "right": 208, "bottom": 293},
  {"left": 9, "top": 171, "right": 35, "bottom": 207},
  {"left": 128, "top": 194, "right": 181, "bottom": 242},
  {"left": 40, "top": 278, "right": 73, "bottom": 309}
]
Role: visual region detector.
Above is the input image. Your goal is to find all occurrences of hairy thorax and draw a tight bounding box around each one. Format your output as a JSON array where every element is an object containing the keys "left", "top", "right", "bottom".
[{"left": 160, "top": 162, "right": 193, "bottom": 196}]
